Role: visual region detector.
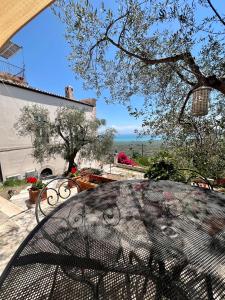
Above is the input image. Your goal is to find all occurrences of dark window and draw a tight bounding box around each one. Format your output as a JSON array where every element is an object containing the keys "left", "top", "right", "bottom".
[{"left": 40, "top": 168, "right": 53, "bottom": 178}]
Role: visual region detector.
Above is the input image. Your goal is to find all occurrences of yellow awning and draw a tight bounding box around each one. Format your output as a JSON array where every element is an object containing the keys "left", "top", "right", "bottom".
[{"left": 0, "top": 0, "right": 55, "bottom": 49}]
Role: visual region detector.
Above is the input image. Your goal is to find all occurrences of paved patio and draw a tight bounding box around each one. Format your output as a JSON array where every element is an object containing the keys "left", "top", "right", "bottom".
[{"left": 0, "top": 188, "right": 38, "bottom": 273}]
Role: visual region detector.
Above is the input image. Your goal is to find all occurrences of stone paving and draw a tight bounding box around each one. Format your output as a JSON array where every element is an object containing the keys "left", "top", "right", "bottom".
[
  {"left": 0, "top": 166, "right": 145, "bottom": 275},
  {"left": 0, "top": 179, "right": 59, "bottom": 274},
  {"left": 0, "top": 209, "right": 36, "bottom": 274}
]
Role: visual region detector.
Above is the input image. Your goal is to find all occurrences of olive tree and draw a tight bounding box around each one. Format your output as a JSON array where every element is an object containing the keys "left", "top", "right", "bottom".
[
  {"left": 54, "top": 0, "right": 225, "bottom": 125},
  {"left": 15, "top": 105, "right": 116, "bottom": 174}
]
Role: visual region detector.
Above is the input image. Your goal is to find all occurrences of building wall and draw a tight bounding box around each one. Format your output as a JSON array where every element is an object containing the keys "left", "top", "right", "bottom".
[{"left": 0, "top": 83, "right": 96, "bottom": 180}]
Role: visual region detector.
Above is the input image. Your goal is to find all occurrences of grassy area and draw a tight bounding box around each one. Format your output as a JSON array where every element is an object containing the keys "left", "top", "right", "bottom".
[{"left": 0, "top": 179, "right": 29, "bottom": 200}]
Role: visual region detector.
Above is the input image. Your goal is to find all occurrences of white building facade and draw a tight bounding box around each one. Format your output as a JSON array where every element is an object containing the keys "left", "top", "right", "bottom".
[{"left": 0, "top": 80, "right": 96, "bottom": 181}]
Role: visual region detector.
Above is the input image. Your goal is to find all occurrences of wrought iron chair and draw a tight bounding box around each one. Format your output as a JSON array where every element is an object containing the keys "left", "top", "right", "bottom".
[
  {"left": 35, "top": 177, "right": 81, "bottom": 223},
  {"left": 34, "top": 178, "right": 124, "bottom": 297}
]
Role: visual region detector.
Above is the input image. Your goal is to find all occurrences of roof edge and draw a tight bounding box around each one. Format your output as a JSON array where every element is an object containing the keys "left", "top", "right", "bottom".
[{"left": 0, "top": 79, "right": 95, "bottom": 107}]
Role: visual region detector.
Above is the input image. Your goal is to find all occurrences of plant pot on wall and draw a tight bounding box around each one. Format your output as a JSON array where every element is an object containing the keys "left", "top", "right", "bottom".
[
  {"left": 76, "top": 177, "right": 98, "bottom": 192},
  {"left": 87, "top": 174, "right": 116, "bottom": 184},
  {"left": 28, "top": 188, "right": 47, "bottom": 204},
  {"left": 67, "top": 176, "right": 81, "bottom": 189}
]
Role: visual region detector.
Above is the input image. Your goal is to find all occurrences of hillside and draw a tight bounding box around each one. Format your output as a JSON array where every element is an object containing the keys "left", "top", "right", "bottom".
[{"left": 112, "top": 140, "right": 163, "bottom": 157}]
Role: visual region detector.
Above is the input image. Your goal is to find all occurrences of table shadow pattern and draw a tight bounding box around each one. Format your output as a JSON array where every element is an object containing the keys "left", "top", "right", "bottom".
[{"left": 1, "top": 180, "right": 225, "bottom": 299}]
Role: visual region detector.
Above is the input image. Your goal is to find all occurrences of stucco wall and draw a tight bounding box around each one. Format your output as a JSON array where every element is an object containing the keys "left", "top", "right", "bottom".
[{"left": 0, "top": 83, "right": 96, "bottom": 180}]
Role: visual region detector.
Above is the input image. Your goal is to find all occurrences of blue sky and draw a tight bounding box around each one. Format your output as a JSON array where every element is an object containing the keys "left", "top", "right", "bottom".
[{"left": 9, "top": 6, "right": 143, "bottom": 135}]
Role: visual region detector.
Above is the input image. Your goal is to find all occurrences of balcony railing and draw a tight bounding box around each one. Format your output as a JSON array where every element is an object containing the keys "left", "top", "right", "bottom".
[{"left": 0, "top": 59, "right": 25, "bottom": 79}]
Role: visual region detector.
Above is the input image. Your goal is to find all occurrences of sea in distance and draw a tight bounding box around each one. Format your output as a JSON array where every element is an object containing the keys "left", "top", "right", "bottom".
[
  {"left": 113, "top": 134, "right": 162, "bottom": 156},
  {"left": 114, "top": 134, "right": 154, "bottom": 143}
]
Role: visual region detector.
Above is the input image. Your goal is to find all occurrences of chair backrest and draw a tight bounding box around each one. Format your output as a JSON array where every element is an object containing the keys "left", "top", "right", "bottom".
[{"left": 35, "top": 177, "right": 80, "bottom": 223}]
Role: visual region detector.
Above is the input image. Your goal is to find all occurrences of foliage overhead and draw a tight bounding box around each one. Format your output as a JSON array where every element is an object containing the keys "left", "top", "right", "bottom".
[
  {"left": 54, "top": 0, "right": 225, "bottom": 128},
  {"left": 15, "top": 105, "right": 116, "bottom": 173}
]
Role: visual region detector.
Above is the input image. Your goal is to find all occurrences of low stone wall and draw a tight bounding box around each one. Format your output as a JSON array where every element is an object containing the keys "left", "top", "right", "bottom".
[{"left": 114, "top": 163, "right": 147, "bottom": 173}]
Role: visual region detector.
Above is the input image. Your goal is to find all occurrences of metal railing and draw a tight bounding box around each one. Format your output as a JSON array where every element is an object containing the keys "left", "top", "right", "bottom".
[
  {"left": 35, "top": 177, "right": 81, "bottom": 223},
  {"left": 0, "top": 59, "right": 25, "bottom": 78}
]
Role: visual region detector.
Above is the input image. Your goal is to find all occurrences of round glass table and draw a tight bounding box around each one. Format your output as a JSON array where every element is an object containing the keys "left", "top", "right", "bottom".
[{"left": 1, "top": 179, "right": 225, "bottom": 299}]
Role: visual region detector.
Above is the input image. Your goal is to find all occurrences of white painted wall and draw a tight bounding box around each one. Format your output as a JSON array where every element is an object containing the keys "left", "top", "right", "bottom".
[{"left": 0, "top": 82, "right": 96, "bottom": 180}]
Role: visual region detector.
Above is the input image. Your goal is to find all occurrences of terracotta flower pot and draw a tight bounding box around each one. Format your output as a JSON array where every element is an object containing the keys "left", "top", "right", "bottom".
[
  {"left": 67, "top": 176, "right": 81, "bottom": 189},
  {"left": 76, "top": 177, "right": 98, "bottom": 191},
  {"left": 88, "top": 174, "right": 116, "bottom": 184},
  {"left": 28, "top": 188, "right": 47, "bottom": 204}
]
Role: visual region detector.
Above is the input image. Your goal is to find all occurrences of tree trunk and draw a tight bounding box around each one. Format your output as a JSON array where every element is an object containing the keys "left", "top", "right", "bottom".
[
  {"left": 67, "top": 159, "right": 75, "bottom": 174},
  {"left": 66, "top": 152, "right": 78, "bottom": 175}
]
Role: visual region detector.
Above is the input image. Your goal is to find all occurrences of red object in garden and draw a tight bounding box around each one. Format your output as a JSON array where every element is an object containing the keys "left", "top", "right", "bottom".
[
  {"left": 26, "top": 177, "right": 38, "bottom": 184},
  {"left": 26, "top": 177, "right": 47, "bottom": 203},
  {"left": 71, "top": 167, "right": 77, "bottom": 174},
  {"left": 215, "top": 178, "right": 225, "bottom": 186},
  {"left": 117, "top": 152, "right": 138, "bottom": 166}
]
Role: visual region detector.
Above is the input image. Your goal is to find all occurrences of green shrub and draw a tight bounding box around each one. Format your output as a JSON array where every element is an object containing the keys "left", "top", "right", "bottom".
[
  {"left": 144, "top": 160, "right": 185, "bottom": 182},
  {"left": 3, "top": 178, "right": 27, "bottom": 187},
  {"left": 144, "top": 149, "right": 189, "bottom": 182},
  {"left": 132, "top": 151, "right": 141, "bottom": 159},
  {"left": 135, "top": 156, "right": 150, "bottom": 166}
]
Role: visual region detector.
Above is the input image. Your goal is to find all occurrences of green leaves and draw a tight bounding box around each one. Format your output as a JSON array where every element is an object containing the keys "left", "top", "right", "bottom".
[
  {"left": 144, "top": 160, "right": 177, "bottom": 180},
  {"left": 53, "top": 0, "right": 225, "bottom": 124},
  {"left": 15, "top": 105, "right": 115, "bottom": 169}
]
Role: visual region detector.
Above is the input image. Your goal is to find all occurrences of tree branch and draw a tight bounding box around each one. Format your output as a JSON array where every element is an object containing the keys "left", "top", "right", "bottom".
[
  {"left": 106, "top": 34, "right": 188, "bottom": 65},
  {"left": 169, "top": 64, "right": 196, "bottom": 86},
  {"left": 178, "top": 86, "right": 199, "bottom": 123},
  {"left": 87, "top": 12, "right": 130, "bottom": 69},
  {"left": 176, "top": 70, "right": 195, "bottom": 86},
  {"left": 118, "top": 14, "right": 129, "bottom": 45},
  {"left": 57, "top": 125, "right": 70, "bottom": 148},
  {"left": 88, "top": 11, "right": 189, "bottom": 68},
  {"left": 105, "top": 12, "right": 130, "bottom": 36},
  {"left": 87, "top": 37, "right": 107, "bottom": 69},
  {"left": 77, "top": 124, "right": 88, "bottom": 143},
  {"left": 206, "top": 75, "right": 225, "bottom": 94},
  {"left": 206, "top": 0, "right": 225, "bottom": 26},
  {"left": 89, "top": 37, "right": 107, "bottom": 55},
  {"left": 184, "top": 53, "right": 204, "bottom": 82}
]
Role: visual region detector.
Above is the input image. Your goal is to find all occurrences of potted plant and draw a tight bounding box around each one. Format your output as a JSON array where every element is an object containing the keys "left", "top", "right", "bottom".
[
  {"left": 75, "top": 177, "right": 98, "bottom": 191},
  {"left": 87, "top": 174, "right": 116, "bottom": 184},
  {"left": 67, "top": 166, "right": 81, "bottom": 188},
  {"left": 26, "top": 177, "right": 47, "bottom": 203},
  {"left": 75, "top": 171, "right": 116, "bottom": 192}
]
